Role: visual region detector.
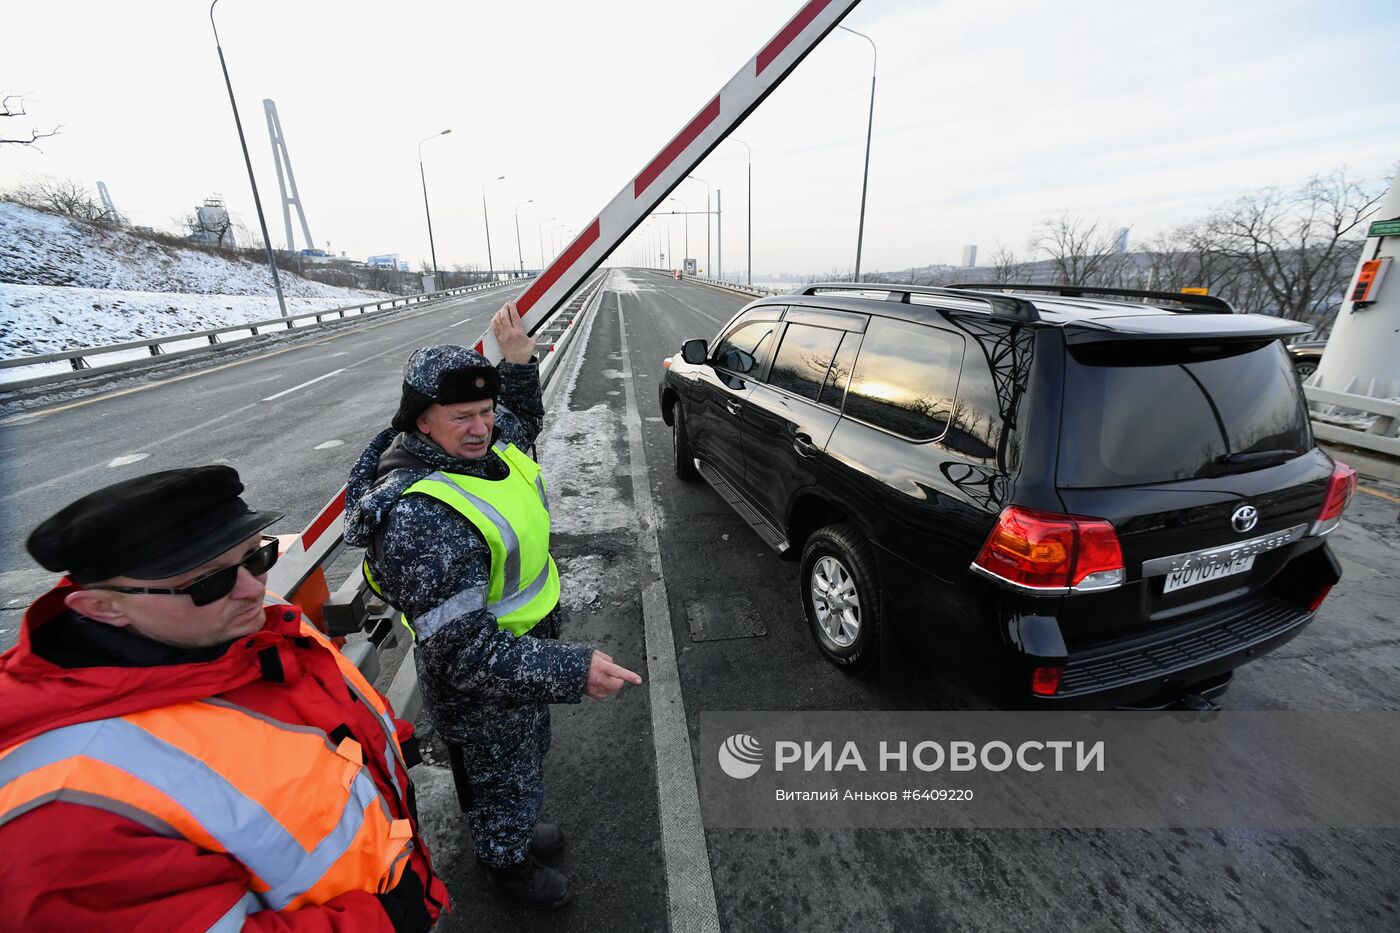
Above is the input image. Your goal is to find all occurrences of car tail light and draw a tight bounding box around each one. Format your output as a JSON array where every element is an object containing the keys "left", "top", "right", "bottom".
[
  {"left": 1031, "top": 666, "right": 1063, "bottom": 696},
  {"left": 1310, "top": 460, "right": 1358, "bottom": 536},
  {"left": 663, "top": 358, "right": 672, "bottom": 369},
  {"left": 973, "top": 506, "right": 1124, "bottom": 592}
]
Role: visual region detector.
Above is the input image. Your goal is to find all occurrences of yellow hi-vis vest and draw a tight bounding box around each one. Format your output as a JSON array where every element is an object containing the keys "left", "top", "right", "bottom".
[{"left": 367, "top": 442, "right": 560, "bottom": 641}]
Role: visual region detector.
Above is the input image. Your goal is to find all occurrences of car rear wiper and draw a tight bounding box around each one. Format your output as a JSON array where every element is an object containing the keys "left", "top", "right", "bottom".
[{"left": 1215, "top": 449, "right": 1300, "bottom": 467}]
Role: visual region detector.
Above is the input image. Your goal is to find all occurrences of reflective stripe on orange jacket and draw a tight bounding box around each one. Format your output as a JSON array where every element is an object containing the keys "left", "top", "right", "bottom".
[{"left": 0, "top": 609, "right": 413, "bottom": 914}]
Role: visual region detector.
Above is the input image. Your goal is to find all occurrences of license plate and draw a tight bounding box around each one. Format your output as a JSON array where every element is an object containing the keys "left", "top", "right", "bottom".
[{"left": 1163, "top": 555, "right": 1256, "bottom": 593}]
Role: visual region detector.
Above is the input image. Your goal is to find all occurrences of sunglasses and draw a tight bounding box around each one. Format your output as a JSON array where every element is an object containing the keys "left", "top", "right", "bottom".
[{"left": 89, "top": 538, "right": 280, "bottom": 607}]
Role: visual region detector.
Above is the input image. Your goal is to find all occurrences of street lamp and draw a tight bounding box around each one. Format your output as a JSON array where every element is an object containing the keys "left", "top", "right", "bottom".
[
  {"left": 732, "top": 138, "right": 752, "bottom": 286},
  {"left": 839, "top": 25, "right": 877, "bottom": 283},
  {"left": 538, "top": 216, "right": 556, "bottom": 269},
  {"left": 514, "top": 199, "right": 533, "bottom": 276},
  {"left": 209, "top": 0, "right": 287, "bottom": 317},
  {"left": 688, "top": 175, "right": 711, "bottom": 275},
  {"left": 418, "top": 129, "right": 451, "bottom": 285},
  {"left": 669, "top": 196, "right": 689, "bottom": 267},
  {"left": 481, "top": 175, "right": 505, "bottom": 280}
]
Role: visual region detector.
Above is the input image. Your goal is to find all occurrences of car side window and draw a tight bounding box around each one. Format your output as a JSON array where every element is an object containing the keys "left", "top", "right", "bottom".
[
  {"left": 817, "top": 331, "right": 860, "bottom": 410},
  {"left": 713, "top": 321, "right": 777, "bottom": 375},
  {"left": 768, "top": 323, "right": 845, "bottom": 402},
  {"left": 844, "top": 318, "right": 964, "bottom": 441}
]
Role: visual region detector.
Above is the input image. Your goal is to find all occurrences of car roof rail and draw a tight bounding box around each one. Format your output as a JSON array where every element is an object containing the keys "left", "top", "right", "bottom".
[
  {"left": 946, "top": 283, "right": 1237, "bottom": 315},
  {"left": 796, "top": 282, "right": 1040, "bottom": 324}
]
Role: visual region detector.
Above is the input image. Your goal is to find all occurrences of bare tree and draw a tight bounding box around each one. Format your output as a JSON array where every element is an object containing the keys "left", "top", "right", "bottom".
[
  {"left": 988, "top": 242, "right": 1032, "bottom": 284},
  {"left": 4, "top": 176, "right": 116, "bottom": 224},
  {"left": 1, "top": 94, "right": 61, "bottom": 148},
  {"left": 1031, "top": 212, "right": 1121, "bottom": 286},
  {"left": 1203, "top": 169, "right": 1384, "bottom": 321}
]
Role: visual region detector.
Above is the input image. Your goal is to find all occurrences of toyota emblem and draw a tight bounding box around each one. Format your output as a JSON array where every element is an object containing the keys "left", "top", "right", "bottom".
[{"left": 1231, "top": 505, "right": 1259, "bottom": 533}]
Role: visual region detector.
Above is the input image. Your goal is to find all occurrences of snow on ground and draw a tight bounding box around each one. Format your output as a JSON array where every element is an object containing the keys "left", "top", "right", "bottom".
[
  {"left": 0, "top": 201, "right": 388, "bottom": 359},
  {"left": 538, "top": 402, "right": 631, "bottom": 536},
  {"left": 1, "top": 283, "right": 378, "bottom": 358}
]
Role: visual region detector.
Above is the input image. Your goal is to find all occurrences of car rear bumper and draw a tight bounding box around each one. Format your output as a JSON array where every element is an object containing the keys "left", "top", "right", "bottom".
[{"left": 1043, "top": 593, "right": 1311, "bottom": 707}]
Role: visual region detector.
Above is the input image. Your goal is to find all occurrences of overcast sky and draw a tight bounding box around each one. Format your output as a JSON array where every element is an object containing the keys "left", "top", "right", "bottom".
[{"left": 4, "top": 0, "right": 1397, "bottom": 277}]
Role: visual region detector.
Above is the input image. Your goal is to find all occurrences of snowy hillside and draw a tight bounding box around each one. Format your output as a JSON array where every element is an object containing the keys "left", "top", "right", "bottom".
[{"left": 0, "top": 202, "right": 390, "bottom": 358}]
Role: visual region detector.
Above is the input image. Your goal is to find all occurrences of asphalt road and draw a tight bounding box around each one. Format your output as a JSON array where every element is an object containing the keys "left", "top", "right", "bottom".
[
  {"left": 0, "top": 281, "right": 532, "bottom": 646},
  {"left": 3, "top": 271, "right": 1398, "bottom": 931}
]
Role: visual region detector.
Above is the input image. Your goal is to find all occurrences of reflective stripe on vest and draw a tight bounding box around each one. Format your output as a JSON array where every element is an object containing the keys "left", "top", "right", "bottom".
[
  {"left": 0, "top": 610, "right": 415, "bottom": 913},
  {"left": 393, "top": 442, "right": 560, "bottom": 640}
]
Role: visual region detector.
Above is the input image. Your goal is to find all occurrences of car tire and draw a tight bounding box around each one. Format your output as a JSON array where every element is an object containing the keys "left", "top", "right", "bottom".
[
  {"left": 673, "top": 403, "right": 700, "bottom": 481},
  {"left": 800, "top": 524, "right": 881, "bottom": 674},
  {"left": 1293, "top": 358, "right": 1319, "bottom": 381}
]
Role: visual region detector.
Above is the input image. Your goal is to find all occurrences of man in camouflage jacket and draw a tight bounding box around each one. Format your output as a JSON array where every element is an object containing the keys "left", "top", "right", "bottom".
[{"left": 345, "top": 302, "right": 641, "bottom": 909}]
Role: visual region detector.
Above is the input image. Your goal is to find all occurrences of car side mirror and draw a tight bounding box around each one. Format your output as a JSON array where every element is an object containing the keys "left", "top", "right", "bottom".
[
  {"left": 682, "top": 339, "right": 708, "bottom": 365},
  {"left": 725, "top": 350, "right": 756, "bottom": 374}
]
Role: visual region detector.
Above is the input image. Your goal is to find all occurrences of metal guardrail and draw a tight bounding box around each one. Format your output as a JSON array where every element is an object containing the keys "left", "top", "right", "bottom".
[
  {"left": 0, "top": 278, "right": 526, "bottom": 378},
  {"left": 1304, "top": 385, "right": 1400, "bottom": 458},
  {"left": 640, "top": 268, "right": 781, "bottom": 299},
  {"left": 270, "top": 273, "right": 609, "bottom": 708}
]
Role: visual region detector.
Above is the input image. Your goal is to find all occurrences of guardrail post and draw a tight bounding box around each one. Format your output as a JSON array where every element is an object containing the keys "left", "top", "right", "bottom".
[
  {"left": 148, "top": 344, "right": 165, "bottom": 357},
  {"left": 208, "top": 334, "right": 220, "bottom": 345},
  {"left": 249, "top": 326, "right": 260, "bottom": 335},
  {"left": 69, "top": 357, "right": 90, "bottom": 371}
]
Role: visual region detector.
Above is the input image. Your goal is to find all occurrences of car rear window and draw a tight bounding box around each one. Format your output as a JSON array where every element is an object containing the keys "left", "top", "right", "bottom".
[{"left": 1058, "top": 340, "right": 1311, "bottom": 487}]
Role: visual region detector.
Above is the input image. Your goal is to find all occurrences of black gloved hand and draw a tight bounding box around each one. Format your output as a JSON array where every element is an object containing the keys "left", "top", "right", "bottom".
[{"left": 374, "top": 866, "right": 432, "bottom": 933}]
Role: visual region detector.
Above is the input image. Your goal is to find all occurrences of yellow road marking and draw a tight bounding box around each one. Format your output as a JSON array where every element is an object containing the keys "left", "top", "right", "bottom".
[{"left": 1357, "top": 484, "right": 1400, "bottom": 504}]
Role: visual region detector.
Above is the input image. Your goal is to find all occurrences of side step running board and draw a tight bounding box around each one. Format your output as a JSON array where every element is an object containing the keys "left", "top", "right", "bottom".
[{"left": 695, "top": 459, "right": 789, "bottom": 554}]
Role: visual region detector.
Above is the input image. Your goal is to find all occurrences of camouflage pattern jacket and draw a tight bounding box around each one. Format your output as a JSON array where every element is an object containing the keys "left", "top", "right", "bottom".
[{"left": 345, "top": 362, "right": 591, "bottom": 745}]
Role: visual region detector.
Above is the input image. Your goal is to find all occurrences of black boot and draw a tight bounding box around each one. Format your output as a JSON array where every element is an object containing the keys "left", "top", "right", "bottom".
[
  {"left": 530, "top": 822, "right": 566, "bottom": 861},
  {"left": 484, "top": 855, "right": 572, "bottom": 909}
]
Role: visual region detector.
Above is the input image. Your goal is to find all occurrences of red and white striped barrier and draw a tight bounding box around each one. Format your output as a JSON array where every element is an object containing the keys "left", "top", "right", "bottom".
[
  {"left": 280, "top": 0, "right": 864, "bottom": 619},
  {"left": 472, "top": 0, "right": 862, "bottom": 362}
]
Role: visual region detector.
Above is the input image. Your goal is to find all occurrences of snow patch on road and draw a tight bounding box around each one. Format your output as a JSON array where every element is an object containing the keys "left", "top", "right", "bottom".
[
  {"left": 539, "top": 402, "right": 631, "bottom": 535},
  {"left": 607, "top": 270, "right": 654, "bottom": 294},
  {"left": 557, "top": 553, "right": 609, "bottom": 611}
]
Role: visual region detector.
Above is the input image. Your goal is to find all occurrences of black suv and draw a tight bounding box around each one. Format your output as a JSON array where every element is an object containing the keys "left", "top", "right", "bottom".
[{"left": 658, "top": 283, "right": 1357, "bottom": 708}]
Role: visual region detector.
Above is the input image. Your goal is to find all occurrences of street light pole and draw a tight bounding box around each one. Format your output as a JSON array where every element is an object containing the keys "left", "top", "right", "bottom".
[
  {"left": 417, "top": 129, "right": 451, "bottom": 285},
  {"left": 733, "top": 137, "right": 752, "bottom": 285},
  {"left": 481, "top": 175, "right": 505, "bottom": 280},
  {"left": 689, "top": 175, "right": 711, "bottom": 275},
  {"left": 840, "top": 25, "right": 877, "bottom": 283},
  {"left": 669, "top": 197, "right": 688, "bottom": 266},
  {"left": 514, "top": 199, "right": 533, "bottom": 276},
  {"left": 209, "top": 0, "right": 287, "bottom": 318},
  {"left": 538, "top": 216, "right": 555, "bottom": 269}
]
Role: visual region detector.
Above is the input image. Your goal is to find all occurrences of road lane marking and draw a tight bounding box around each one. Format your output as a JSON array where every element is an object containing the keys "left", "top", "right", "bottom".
[
  {"left": 0, "top": 287, "right": 522, "bottom": 425},
  {"left": 6, "top": 305, "right": 502, "bottom": 500},
  {"left": 1358, "top": 484, "right": 1400, "bottom": 504},
  {"left": 262, "top": 368, "right": 345, "bottom": 401},
  {"left": 616, "top": 286, "right": 722, "bottom": 933},
  {"left": 106, "top": 453, "right": 150, "bottom": 468}
]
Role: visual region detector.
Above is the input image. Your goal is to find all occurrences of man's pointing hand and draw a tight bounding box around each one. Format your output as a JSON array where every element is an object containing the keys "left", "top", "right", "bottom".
[{"left": 585, "top": 650, "right": 643, "bottom": 699}]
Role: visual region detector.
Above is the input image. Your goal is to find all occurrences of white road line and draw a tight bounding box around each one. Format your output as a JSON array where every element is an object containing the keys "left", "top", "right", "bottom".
[
  {"left": 261, "top": 368, "right": 345, "bottom": 401},
  {"left": 617, "top": 292, "right": 721, "bottom": 933}
]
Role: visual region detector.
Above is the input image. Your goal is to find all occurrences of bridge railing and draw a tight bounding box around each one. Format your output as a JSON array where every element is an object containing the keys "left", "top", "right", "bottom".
[{"left": 1, "top": 278, "right": 526, "bottom": 389}]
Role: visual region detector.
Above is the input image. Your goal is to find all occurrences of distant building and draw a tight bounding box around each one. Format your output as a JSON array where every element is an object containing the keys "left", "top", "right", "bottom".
[
  {"left": 961, "top": 244, "right": 978, "bottom": 268},
  {"left": 367, "top": 254, "right": 400, "bottom": 269},
  {"left": 1113, "top": 227, "right": 1130, "bottom": 254},
  {"left": 189, "top": 197, "right": 236, "bottom": 248}
]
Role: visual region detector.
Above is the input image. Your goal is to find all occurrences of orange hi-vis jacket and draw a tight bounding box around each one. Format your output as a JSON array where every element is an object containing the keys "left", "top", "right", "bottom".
[{"left": 0, "top": 581, "right": 447, "bottom": 931}]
